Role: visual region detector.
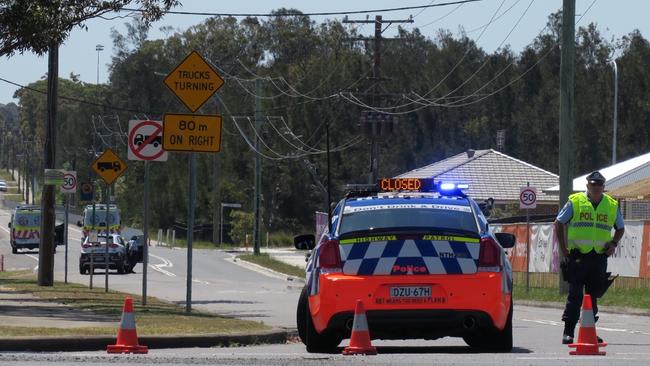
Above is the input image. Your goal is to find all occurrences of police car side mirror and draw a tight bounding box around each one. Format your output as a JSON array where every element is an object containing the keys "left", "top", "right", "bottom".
[
  {"left": 7, "top": 222, "right": 11, "bottom": 228},
  {"left": 294, "top": 234, "right": 315, "bottom": 250},
  {"left": 495, "top": 232, "right": 516, "bottom": 249}
]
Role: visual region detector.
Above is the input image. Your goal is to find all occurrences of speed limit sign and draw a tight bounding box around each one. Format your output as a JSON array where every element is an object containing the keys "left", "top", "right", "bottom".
[
  {"left": 60, "top": 171, "right": 77, "bottom": 194},
  {"left": 519, "top": 187, "right": 537, "bottom": 209}
]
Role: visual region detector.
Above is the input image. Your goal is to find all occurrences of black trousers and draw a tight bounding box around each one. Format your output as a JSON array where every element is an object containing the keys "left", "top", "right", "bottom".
[{"left": 561, "top": 250, "right": 608, "bottom": 326}]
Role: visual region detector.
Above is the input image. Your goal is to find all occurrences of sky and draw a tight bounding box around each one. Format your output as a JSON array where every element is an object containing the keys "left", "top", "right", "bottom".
[{"left": 1, "top": 0, "right": 648, "bottom": 106}]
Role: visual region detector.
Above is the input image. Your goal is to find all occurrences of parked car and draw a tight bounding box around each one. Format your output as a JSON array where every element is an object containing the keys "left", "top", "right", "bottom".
[
  {"left": 0, "top": 180, "right": 7, "bottom": 192},
  {"left": 79, "top": 233, "right": 128, "bottom": 274}
]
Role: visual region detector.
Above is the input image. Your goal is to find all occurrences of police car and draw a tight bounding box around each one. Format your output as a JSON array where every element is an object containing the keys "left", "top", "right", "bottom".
[{"left": 295, "top": 178, "right": 516, "bottom": 353}]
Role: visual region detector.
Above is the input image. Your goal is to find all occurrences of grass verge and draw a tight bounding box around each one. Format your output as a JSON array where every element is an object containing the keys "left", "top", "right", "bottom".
[
  {"left": 238, "top": 253, "right": 305, "bottom": 278},
  {"left": 0, "top": 270, "right": 270, "bottom": 337},
  {"left": 513, "top": 282, "right": 650, "bottom": 310}
]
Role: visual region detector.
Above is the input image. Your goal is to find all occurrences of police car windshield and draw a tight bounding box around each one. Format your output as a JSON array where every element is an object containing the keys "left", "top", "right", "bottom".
[{"left": 339, "top": 202, "right": 479, "bottom": 236}]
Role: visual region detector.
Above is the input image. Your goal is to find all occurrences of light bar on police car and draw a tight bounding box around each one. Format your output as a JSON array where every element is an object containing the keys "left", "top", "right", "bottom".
[{"left": 439, "top": 182, "right": 469, "bottom": 191}]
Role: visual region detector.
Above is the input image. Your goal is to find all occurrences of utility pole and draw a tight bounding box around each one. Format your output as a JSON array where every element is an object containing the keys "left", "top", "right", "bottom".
[
  {"left": 343, "top": 15, "right": 410, "bottom": 183},
  {"left": 25, "top": 146, "right": 30, "bottom": 204},
  {"left": 558, "top": 0, "right": 575, "bottom": 293},
  {"left": 39, "top": 40, "right": 59, "bottom": 286},
  {"left": 213, "top": 100, "right": 222, "bottom": 246},
  {"left": 611, "top": 60, "right": 618, "bottom": 164},
  {"left": 253, "top": 79, "right": 262, "bottom": 255}
]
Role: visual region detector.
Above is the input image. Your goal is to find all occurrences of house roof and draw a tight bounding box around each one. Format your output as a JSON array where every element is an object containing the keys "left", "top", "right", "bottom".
[
  {"left": 544, "top": 151, "right": 650, "bottom": 198},
  {"left": 397, "top": 149, "right": 559, "bottom": 203}
]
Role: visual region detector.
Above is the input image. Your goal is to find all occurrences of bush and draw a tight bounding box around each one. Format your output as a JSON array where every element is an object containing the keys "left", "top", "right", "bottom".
[
  {"left": 265, "top": 231, "right": 294, "bottom": 247},
  {"left": 229, "top": 210, "right": 254, "bottom": 246}
]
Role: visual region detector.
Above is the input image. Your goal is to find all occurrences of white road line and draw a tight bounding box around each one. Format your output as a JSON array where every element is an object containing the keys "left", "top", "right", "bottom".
[
  {"left": 192, "top": 279, "right": 210, "bottom": 285},
  {"left": 0, "top": 225, "right": 9, "bottom": 234},
  {"left": 24, "top": 253, "right": 39, "bottom": 271},
  {"left": 148, "top": 253, "right": 176, "bottom": 277},
  {"left": 521, "top": 318, "right": 561, "bottom": 326},
  {"left": 521, "top": 318, "right": 650, "bottom": 336}
]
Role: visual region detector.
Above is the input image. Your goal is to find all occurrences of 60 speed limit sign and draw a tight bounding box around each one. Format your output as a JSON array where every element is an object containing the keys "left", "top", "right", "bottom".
[
  {"left": 60, "top": 171, "right": 77, "bottom": 194},
  {"left": 519, "top": 187, "right": 537, "bottom": 209}
]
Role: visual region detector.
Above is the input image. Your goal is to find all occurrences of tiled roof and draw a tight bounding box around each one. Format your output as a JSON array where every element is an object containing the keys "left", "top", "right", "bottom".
[{"left": 397, "top": 149, "right": 559, "bottom": 203}]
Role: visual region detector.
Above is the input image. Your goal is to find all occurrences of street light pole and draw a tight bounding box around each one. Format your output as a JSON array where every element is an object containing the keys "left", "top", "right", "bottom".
[
  {"left": 611, "top": 59, "right": 618, "bottom": 165},
  {"left": 96, "top": 44, "right": 104, "bottom": 85}
]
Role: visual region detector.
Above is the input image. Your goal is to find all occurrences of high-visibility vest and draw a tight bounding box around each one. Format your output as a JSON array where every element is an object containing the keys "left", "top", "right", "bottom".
[{"left": 567, "top": 192, "right": 617, "bottom": 254}]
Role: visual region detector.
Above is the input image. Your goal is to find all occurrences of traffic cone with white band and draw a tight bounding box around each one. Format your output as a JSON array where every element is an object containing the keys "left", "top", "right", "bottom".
[
  {"left": 569, "top": 294, "right": 606, "bottom": 356},
  {"left": 107, "top": 297, "right": 148, "bottom": 354},
  {"left": 342, "top": 299, "right": 377, "bottom": 355}
]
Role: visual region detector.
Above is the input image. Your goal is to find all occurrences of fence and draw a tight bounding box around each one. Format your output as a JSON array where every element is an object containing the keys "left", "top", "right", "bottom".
[
  {"left": 156, "top": 228, "right": 176, "bottom": 247},
  {"left": 494, "top": 220, "right": 650, "bottom": 289}
]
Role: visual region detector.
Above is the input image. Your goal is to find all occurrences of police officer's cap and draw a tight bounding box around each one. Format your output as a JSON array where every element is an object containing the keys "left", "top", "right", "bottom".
[{"left": 586, "top": 171, "right": 606, "bottom": 184}]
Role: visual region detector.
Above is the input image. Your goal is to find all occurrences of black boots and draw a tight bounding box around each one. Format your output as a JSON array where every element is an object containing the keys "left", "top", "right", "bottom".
[
  {"left": 562, "top": 322, "right": 575, "bottom": 344},
  {"left": 562, "top": 320, "right": 604, "bottom": 344}
]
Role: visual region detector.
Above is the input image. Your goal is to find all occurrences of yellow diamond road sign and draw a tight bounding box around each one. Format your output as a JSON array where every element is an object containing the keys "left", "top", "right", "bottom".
[
  {"left": 92, "top": 148, "right": 128, "bottom": 185},
  {"left": 163, "top": 113, "right": 222, "bottom": 153},
  {"left": 164, "top": 50, "right": 224, "bottom": 113}
]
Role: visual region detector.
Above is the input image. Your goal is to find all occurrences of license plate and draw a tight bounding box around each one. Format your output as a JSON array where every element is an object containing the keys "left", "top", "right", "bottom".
[{"left": 390, "top": 286, "right": 431, "bottom": 298}]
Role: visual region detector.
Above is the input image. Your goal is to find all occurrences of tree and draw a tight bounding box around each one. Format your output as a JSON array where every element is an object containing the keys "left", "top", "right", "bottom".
[
  {"left": 0, "top": 0, "right": 179, "bottom": 286},
  {"left": 229, "top": 210, "right": 254, "bottom": 246}
]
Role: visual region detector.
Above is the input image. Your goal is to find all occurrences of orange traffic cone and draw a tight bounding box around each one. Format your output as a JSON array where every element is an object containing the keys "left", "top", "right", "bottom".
[
  {"left": 342, "top": 299, "right": 377, "bottom": 355},
  {"left": 569, "top": 294, "right": 606, "bottom": 356},
  {"left": 107, "top": 297, "right": 148, "bottom": 354}
]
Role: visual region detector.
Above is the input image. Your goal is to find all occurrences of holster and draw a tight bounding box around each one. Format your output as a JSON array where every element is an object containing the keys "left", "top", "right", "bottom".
[
  {"left": 596, "top": 272, "right": 617, "bottom": 298},
  {"left": 560, "top": 250, "right": 579, "bottom": 282},
  {"left": 560, "top": 260, "right": 571, "bottom": 282}
]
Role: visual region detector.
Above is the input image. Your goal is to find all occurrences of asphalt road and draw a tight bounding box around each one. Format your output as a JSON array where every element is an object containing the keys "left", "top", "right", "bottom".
[
  {"left": 2, "top": 204, "right": 650, "bottom": 364},
  {"left": 1, "top": 329, "right": 650, "bottom": 366},
  {"left": 0, "top": 206, "right": 303, "bottom": 329}
]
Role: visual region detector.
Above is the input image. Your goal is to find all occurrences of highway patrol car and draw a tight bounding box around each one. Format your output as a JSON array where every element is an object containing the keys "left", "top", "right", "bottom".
[{"left": 295, "top": 178, "right": 516, "bottom": 353}]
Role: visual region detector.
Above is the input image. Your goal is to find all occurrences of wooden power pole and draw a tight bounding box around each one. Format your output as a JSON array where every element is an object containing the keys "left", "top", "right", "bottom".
[
  {"left": 558, "top": 0, "right": 575, "bottom": 293},
  {"left": 343, "top": 15, "right": 411, "bottom": 183}
]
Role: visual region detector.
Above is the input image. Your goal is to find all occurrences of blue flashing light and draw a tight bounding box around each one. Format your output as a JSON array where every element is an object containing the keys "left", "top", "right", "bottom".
[
  {"left": 439, "top": 182, "right": 456, "bottom": 191},
  {"left": 436, "top": 182, "right": 469, "bottom": 197}
]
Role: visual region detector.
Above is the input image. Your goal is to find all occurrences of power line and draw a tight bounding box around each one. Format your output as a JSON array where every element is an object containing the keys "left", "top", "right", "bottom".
[
  {"left": 415, "top": 0, "right": 535, "bottom": 105},
  {"left": 0, "top": 77, "right": 159, "bottom": 114},
  {"left": 416, "top": 3, "right": 464, "bottom": 29},
  {"left": 465, "top": 0, "right": 522, "bottom": 33},
  {"left": 414, "top": 0, "right": 598, "bottom": 108},
  {"left": 121, "top": 1, "right": 482, "bottom": 18}
]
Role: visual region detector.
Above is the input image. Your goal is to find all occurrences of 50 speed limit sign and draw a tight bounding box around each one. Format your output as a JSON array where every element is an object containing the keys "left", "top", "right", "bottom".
[
  {"left": 519, "top": 187, "right": 537, "bottom": 209},
  {"left": 60, "top": 171, "right": 77, "bottom": 194}
]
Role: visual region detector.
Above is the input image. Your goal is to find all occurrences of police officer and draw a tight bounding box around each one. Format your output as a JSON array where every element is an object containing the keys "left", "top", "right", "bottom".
[{"left": 554, "top": 171, "right": 625, "bottom": 344}]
